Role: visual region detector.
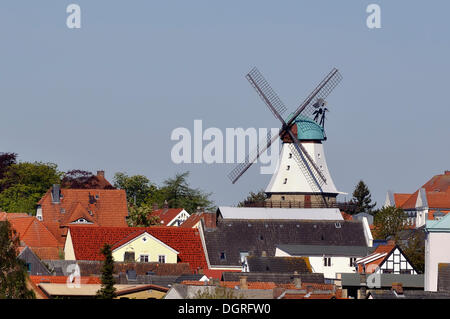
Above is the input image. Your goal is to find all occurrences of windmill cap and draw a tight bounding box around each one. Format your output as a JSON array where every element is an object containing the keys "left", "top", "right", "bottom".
[{"left": 294, "top": 115, "right": 325, "bottom": 141}]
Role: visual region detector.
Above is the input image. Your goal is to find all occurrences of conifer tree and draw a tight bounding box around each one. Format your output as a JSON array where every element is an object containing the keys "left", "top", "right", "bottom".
[
  {"left": 0, "top": 220, "right": 35, "bottom": 299},
  {"left": 350, "top": 180, "right": 376, "bottom": 215},
  {"left": 96, "top": 244, "right": 117, "bottom": 299}
]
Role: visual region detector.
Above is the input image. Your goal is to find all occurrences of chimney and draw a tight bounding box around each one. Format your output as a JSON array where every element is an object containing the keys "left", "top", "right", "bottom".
[
  {"left": 163, "top": 200, "right": 168, "bottom": 209},
  {"left": 97, "top": 170, "right": 105, "bottom": 178},
  {"left": 391, "top": 282, "right": 403, "bottom": 295},
  {"left": 51, "top": 184, "right": 61, "bottom": 204},
  {"left": 293, "top": 271, "right": 302, "bottom": 289},
  {"left": 239, "top": 276, "right": 248, "bottom": 290}
]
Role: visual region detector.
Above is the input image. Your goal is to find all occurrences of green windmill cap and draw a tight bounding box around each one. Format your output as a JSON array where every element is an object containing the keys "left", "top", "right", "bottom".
[{"left": 285, "top": 113, "right": 325, "bottom": 141}]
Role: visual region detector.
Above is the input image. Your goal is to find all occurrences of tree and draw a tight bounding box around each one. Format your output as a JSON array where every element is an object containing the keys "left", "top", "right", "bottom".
[
  {"left": 238, "top": 190, "right": 267, "bottom": 207},
  {"left": 127, "top": 204, "right": 161, "bottom": 227},
  {"left": 113, "top": 172, "right": 158, "bottom": 206},
  {"left": 96, "top": 244, "right": 117, "bottom": 299},
  {"left": 0, "top": 162, "right": 61, "bottom": 214},
  {"left": 0, "top": 220, "right": 35, "bottom": 299},
  {"left": 61, "top": 170, "right": 114, "bottom": 189},
  {"left": 0, "top": 153, "right": 17, "bottom": 191},
  {"left": 373, "top": 206, "right": 407, "bottom": 240},
  {"left": 158, "top": 172, "right": 214, "bottom": 214},
  {"left": 350, "top": 180, "right": 376, "bottom": 215},
  {"left": 400, "top": 229, "right": 425, "bottom": 273},
  {"left": 191, "top": 286, "right": 242, "bottom": 299}
]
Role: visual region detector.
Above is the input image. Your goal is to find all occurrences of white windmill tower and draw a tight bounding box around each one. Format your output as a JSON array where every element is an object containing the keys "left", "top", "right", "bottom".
[{"left": 228, "top": 67, "right": 345, "bottom": 207}]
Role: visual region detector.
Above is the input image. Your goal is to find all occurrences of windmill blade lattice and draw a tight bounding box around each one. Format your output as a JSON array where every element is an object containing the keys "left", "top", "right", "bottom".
[
  {"left": 287, "top": 143, "right": 323, "bottom": 193},
  {"left": 287, "top": 68, "right": 342, "bottom": 133},
  {"left": 228, "top": 130, "right": 280, "bottom": 184},
  {"left": 246, "top": 67, "right": 288, "bottom": 121}
]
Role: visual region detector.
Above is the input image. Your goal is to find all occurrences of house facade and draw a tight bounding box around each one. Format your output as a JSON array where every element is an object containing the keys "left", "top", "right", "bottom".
[
  {"left": 385, "top": 170, "right": 450, "bottom": 228},
  {"left": 276, "top": 244, "right": 369, "bottom": 280},
  {"left": 425, "top": 214, "right": 450, "bottom": 291}
]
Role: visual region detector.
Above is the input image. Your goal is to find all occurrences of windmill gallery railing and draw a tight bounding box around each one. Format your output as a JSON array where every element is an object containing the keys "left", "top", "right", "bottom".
[{"left": 241, "top": 200, "right": 357, "bottom": 211}]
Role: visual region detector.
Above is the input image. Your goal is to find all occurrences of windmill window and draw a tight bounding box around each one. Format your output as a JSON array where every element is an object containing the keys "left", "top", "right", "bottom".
[
  {"left": 288, "top": 153, "right": 292, "bottom": 158},
  {"left": 317, "top": 153, "right": 321, "bottom": 159},
  {"left": 286, "top": 165, "right": 290, "bottom": 171},
  {"left": 283, "top": 178, "right": 287, "bottom": 184}
]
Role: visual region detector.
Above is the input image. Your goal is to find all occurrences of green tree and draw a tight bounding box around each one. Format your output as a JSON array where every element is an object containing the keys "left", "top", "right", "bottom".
[
  {"left": 0, "top": 220, "right": 35, "bottom": 299},
  {"left": 238, "top": 190, "right": 267, "bottom": 207},
  {"left": 350, "top": 180, "right": 376, "bottom": 215},
  {"left": 400, "top": 230, "right": 425, "bottom": 273},
  {"left": 127, "top": 204, "right": 161, "bottom": 227},
  {"left": 96, "top": 244, "right": 117, "bottom": 299},
  {"left": 191, "top": 286, "right": 242, "bottom": 299},
  {"left": 0, "top": 162, "right": 61, "bottom": 214},
  {"left": 158, "top": 172, "right": 214, "bottom": 214},
  {"left": 373, "top": 206, "right": 407, "bottom": 240},
  {"left": 113, "top": 172, "right": 158, "bottom": 206}
]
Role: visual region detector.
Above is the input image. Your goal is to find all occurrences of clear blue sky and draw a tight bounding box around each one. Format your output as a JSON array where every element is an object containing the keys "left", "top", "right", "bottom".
[{"left": 1, "top": 1, "right": 449, "bottom": 208}]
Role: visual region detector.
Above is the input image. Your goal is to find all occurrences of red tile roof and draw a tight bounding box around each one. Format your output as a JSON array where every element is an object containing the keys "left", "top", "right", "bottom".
[
  {"left": 356, "top": 244, "right": 396, "bottom": 273},
  {"left": 202, "top": 269, "right": 241, "bottom": 279},
  {"left": 151, "top": 208, "right": 185, "bottom": 226},
  {"left": 395, "top": 171, "right": 450, "bottom": 211},
  {"left": 8, "top": 217, "right": 63, "bottom": 260},
  {"left": 38, "top": 188, "right": 128, "bottom": 228},
  {"left": 181, "top": 212, "right": 217, "bottom": 229},
  {"left": 68, "top": 226, "right": 208, "bottom": 271},
  {"left": 341, "top": 212, "right": 353, "bottom": 221}
]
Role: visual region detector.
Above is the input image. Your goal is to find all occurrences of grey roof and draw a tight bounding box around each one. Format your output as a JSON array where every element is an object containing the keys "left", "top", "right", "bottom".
[
  {"left": 277, "top": 244, "right": 369, "bottom": 257},
  {"left": 203, "top": 219, "right": 367, "bottom": 267},
  {"left": 217, "top": 206, "right": 343, "bottom": 221},
  {"left": 246, "top": 256, "right": 312, "bottom": 273},
  {"left": 340, "top": 273, "right": 424, "bottom": 288},
  {"left": 368, "top": 289, "right": 450, "bottom": 299},
  {"left": 222, "top": 272, "right": 324, "bottom": 284},
  {"left": 438, "top": 263, "right": 450, "bottom": 292}
]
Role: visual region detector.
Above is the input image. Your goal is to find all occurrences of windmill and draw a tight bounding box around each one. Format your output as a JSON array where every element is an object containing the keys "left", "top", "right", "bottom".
[{"left": 228, "top": 67, "right": 344, "bottom": 207}]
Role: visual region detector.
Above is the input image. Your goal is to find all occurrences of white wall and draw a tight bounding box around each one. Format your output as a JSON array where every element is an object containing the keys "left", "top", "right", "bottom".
[
  {"left": 275, "top": 248, "right": 357, "bottom": 280},
  {"left": 425, "top": 232, "right": 450, "bottom": 291}
]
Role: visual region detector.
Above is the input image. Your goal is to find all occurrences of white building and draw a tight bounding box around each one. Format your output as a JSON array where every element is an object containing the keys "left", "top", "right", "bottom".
[
  {"left": 275, "top": 244, "right": 369, "bottom": 280},
  {"left": 425, "top": 213, "right": 450, "bottom": 291},
  {"left": 265, "top": 116, "right": 346, "bottom": 206}
]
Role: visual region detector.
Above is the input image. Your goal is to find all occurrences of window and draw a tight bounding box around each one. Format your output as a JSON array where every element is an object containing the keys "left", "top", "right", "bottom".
[
  {"left": 26, "top": 263, "right": 31, "bottom": 273},
  {"left": 289, "top": 153, "right": 292, "bottom": 158},
  {"left": 124, "top": 251, "right": 135, "bottom": 262},
  {"left": 349, "top": 258, "right": 356, "bottom": 267},
  {"left": 281, "top": 196, "right": 285, "bottom": 201},
  {"left": 400, "top": 270, "right": 412, "bottom": 274},
  {"left": 220, "top": 252, "right": 226, "bottom": 260},
  {"left": 158, "top": 255, "right": 166, "bottom": 263},
  {"left": 324, "top": 257, "right": 331, "bottom": 267},
  {"left": 286, "top": 165, "right": 290, "bottom": 171},
  {"left": 283, "top": 178, "right": 287, "bottom": 184},
  {"left": 140, "top": 255, "right": 149, "bottom": 263}
]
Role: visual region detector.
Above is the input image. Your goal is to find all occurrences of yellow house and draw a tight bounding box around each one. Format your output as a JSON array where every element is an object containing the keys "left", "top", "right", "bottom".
[{"left": 111, "top": 231, "right": 179, "bottom": 263}]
